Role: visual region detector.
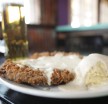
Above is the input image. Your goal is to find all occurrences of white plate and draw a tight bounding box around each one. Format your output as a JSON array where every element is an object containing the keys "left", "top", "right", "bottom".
[{"left": 0, "top": 77, "right": 108, "bottom": 99}]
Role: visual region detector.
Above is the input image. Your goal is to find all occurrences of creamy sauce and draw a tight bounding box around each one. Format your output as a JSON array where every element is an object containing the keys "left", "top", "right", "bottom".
[
  {"left": 16, "top": 54, "right": 82, "bottom": 85},
  {"left": 58, "top": 80, "right": 108, "bottom": 91},
  {"left": 16, "top": 53, "right": 108, "bottom": 89},
  {"left": 58, "top": 81, "right": 87, "bottom": 91},
  {"left": 58, "top": 54, "right": 108, "bottom": 91}
]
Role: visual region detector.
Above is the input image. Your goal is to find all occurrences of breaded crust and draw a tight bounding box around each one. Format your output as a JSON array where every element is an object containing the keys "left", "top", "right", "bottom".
[{"left": 0, "top": 60, "right": 74, "bottom": 86}]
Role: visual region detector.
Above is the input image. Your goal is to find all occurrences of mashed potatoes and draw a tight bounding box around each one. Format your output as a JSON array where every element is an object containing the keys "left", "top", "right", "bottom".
[
  {"left": 59, "top": 53, "right": 108, "bottom": 91},
  {"left": 74, "top": 54, "right": 108, "bottom": 87}
]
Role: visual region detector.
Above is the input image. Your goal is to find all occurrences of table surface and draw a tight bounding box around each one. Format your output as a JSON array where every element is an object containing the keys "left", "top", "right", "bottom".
[{"left": 1, "top": 55, "right": 108, "bottom": 104}]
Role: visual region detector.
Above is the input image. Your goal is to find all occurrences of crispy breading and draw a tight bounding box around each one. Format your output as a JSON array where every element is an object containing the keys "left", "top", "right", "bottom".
[{"left": 0, "top": 60, "right": 74, "bottom": 85}]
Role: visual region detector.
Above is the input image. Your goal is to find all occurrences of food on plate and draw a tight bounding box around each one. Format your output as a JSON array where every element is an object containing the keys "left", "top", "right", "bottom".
[
  {"left": 1, "top": 52, "right": 108, "bottom": 89},
  {"left": 30, "top": 51, "right": 82, "bottom": 59},
  {"left": 74, "top": 53, "right": 108, "bottom": 87},
  {"left": 58, "top": 54, "right": 108, "bottom": 91},
  {"left": 0, "top": 53, "right": 82, "bottom": 85}
]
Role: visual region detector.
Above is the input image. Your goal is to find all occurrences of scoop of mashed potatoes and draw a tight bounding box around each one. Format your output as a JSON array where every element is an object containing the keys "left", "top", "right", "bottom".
[{"left": 74, "top": 53, "right": 108, "bottom": 87}]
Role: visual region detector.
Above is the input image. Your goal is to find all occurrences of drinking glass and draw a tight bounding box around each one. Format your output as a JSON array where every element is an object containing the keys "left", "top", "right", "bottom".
[{"left": 2, "top": 3, "right": 29, "bottom": 60}]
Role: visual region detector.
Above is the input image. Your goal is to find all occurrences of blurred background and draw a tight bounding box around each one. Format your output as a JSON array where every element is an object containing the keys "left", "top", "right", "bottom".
[{"left": 0, "top": 0, "right": 108, "bottom": 55}]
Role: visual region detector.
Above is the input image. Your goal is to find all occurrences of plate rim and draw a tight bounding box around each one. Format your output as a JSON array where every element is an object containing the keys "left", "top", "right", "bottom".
[{"left": 0, "top": 77, "right": 108, "bottom": 99}]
